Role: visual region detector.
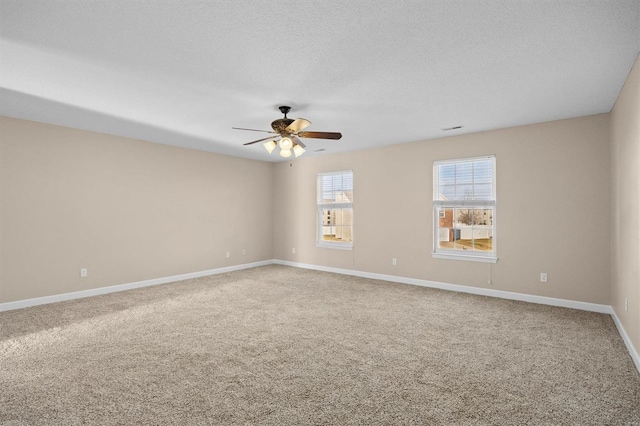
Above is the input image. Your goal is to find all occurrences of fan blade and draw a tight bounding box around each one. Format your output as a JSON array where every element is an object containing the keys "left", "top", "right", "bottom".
[
  {"left": 297, "top": 131, "right": 342, "bottom": 140},
  {"left": 243, "top": 135, "right": 279, "bottom": 146},
  {"left": 291, "top": 135, "right": 305, "bottom": 148},
  {"left": 285, "top": 118, "right": 311, "bottom": 133},
  {"left": 233, "top": 127, "right": 277, "bottom": 134}
]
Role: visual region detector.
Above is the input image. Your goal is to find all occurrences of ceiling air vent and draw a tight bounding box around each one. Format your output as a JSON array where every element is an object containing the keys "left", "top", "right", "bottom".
[{"left": 442, "top": 125, "right": 463, "bottom": 131}]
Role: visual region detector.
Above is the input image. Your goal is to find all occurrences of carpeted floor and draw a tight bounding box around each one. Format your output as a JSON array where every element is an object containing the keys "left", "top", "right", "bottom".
[{"left": 1, "top": 265, "right": 639, "bottom": 425}]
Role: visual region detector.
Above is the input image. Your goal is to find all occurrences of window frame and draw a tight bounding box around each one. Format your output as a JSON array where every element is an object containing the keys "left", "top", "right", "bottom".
[
  {"left": 432, "top": 156, "right": 497, "bottom": 263},
  {"left": 316, "top": 170, "right": 353, "bottom": 250}
]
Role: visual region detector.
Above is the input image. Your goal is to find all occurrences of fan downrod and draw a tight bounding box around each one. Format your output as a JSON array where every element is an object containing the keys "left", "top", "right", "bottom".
[{"left": 278, "top": 106, "right": 291, "bottom": 118}]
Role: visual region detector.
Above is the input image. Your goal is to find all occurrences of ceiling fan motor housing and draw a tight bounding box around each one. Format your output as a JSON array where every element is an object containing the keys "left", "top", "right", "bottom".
[{"left": 271, "top": 118, "right": 295, "bottom": 134}]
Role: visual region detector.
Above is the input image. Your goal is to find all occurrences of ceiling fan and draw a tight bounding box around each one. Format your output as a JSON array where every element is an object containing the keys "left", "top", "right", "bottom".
[{"left": 233, "top": 106, "right": 342, "bottom": 158}]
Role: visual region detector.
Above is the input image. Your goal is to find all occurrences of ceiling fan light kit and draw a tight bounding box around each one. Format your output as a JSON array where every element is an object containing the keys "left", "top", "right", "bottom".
[{"left": 235, "top": 106, "right": 342, "bottom": 159}]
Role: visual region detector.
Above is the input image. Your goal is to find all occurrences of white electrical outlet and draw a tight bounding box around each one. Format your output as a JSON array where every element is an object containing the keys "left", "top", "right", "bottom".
[
  {"left": 392, "top": 258, "right": 397, "bottom": 266},
  {"left": 242, "top": 249, "right": 246, "bottom": 256},
  {"left": 625, "top": 298, "right": 628, "bottom": 312},
  {"left": 80, "top": 268, "right": 87, "bottom": 277},
  {"left": 225, "top": 251, "right": 230, "bottom": 258},
  {"left": 540, "top": 273, "right": 547, "bottom": 283},
  {"left": 292, "top": 248, "right": 296, "bottom": 254}
]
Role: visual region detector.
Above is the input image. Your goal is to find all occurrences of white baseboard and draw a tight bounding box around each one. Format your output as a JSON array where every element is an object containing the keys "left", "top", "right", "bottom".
[
  {"left": 2, "top": 258, "right": 637, "bottom": 375},
  {"left": 2, "top": 259, "right": 611, "bottom": 314},
  {"left": 274, "top": 259, "right": 640, "bottom": 374},
  {"left": 610, "top": 309, "right": 640, "bottom": 374},
  {"left": 0, "top": 260, "right": 273, "bottom": 312},
  {"left": 273, "top": 260, "right": 613, "bottom": 314}
]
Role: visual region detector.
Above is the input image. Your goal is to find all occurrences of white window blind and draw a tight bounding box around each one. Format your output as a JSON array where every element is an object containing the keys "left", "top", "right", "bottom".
[
  {"left": 317, "top": 171, "right": 353, "bottom": 205},
  {"left": 433, "top": 157, "right": 495, "bottom": 204}
]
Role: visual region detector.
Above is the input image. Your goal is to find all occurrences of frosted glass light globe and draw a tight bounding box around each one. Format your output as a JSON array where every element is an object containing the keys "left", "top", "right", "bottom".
[
  {"left": 280, "top": 148, "right": 292, "bottom": 158},
  {"left": 279, "top": 137, "right": 293, "bottom": 150}
]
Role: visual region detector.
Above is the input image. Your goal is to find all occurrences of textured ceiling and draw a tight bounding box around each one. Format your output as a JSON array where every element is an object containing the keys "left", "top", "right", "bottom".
[{"left": 1, "top": 1, "right": 639, "bottom": 162}]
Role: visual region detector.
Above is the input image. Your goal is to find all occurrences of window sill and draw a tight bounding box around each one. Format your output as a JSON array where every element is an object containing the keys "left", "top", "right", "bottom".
[
  {"left": 316, "top": 242, "right": 353, "bottom": 250},
  {"left": 431, "top": 252, "right": 498, "bottom": 263}
]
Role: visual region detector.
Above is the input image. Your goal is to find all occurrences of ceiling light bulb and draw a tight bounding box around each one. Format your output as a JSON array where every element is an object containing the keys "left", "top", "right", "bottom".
[
  {"left": 279, "top": 137, "right": 293, "bottom": 150},
  {"left": 263, "top": 140, "right": 277, "bottom": 154},
  {"left": 293, "top": 144, "right": 306, "bottom": 157},
  {"left": 280, "top": 148, "right": 292, "bottom": 158}
]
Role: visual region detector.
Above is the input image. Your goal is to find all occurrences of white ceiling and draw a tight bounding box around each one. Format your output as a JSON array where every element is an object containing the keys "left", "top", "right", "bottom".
[{"left": 1, "top": 1, "right": 639, "bottom": 162}]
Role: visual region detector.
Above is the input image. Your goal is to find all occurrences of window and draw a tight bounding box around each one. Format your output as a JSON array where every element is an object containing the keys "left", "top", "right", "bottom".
[
  {"left": 433, "top": 156, "right": 496, "bottom": 262},
  {"left": 317, "top": 170, "right": 353, "bottom": 249}
]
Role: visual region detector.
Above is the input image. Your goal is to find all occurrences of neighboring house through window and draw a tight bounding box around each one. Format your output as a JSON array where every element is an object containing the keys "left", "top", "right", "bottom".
[
  {"left": 317, "top": 170, "right": 353, "bottom": 249},
  {"left": 433, "top": 156, "right": 497, "bottom": 262}
]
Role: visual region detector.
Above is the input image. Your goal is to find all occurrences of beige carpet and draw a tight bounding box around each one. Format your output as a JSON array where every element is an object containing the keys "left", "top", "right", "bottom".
[{"left": 1, "top": 265, "right": 639, "bottom": 425}]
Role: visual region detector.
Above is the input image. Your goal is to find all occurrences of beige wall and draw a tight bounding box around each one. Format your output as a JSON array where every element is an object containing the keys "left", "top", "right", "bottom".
[
  {"left": 0, "top": 116, "right": 274, "bottom": 303},
  {"left": 0, "top": 106, "right": 623, "bottom": 314},
  {"left": 274, "top": 114, "right": 611, "bottom": 305},
  {"left": 610, "top": 54, "right": 640, "bottom": 355}
]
